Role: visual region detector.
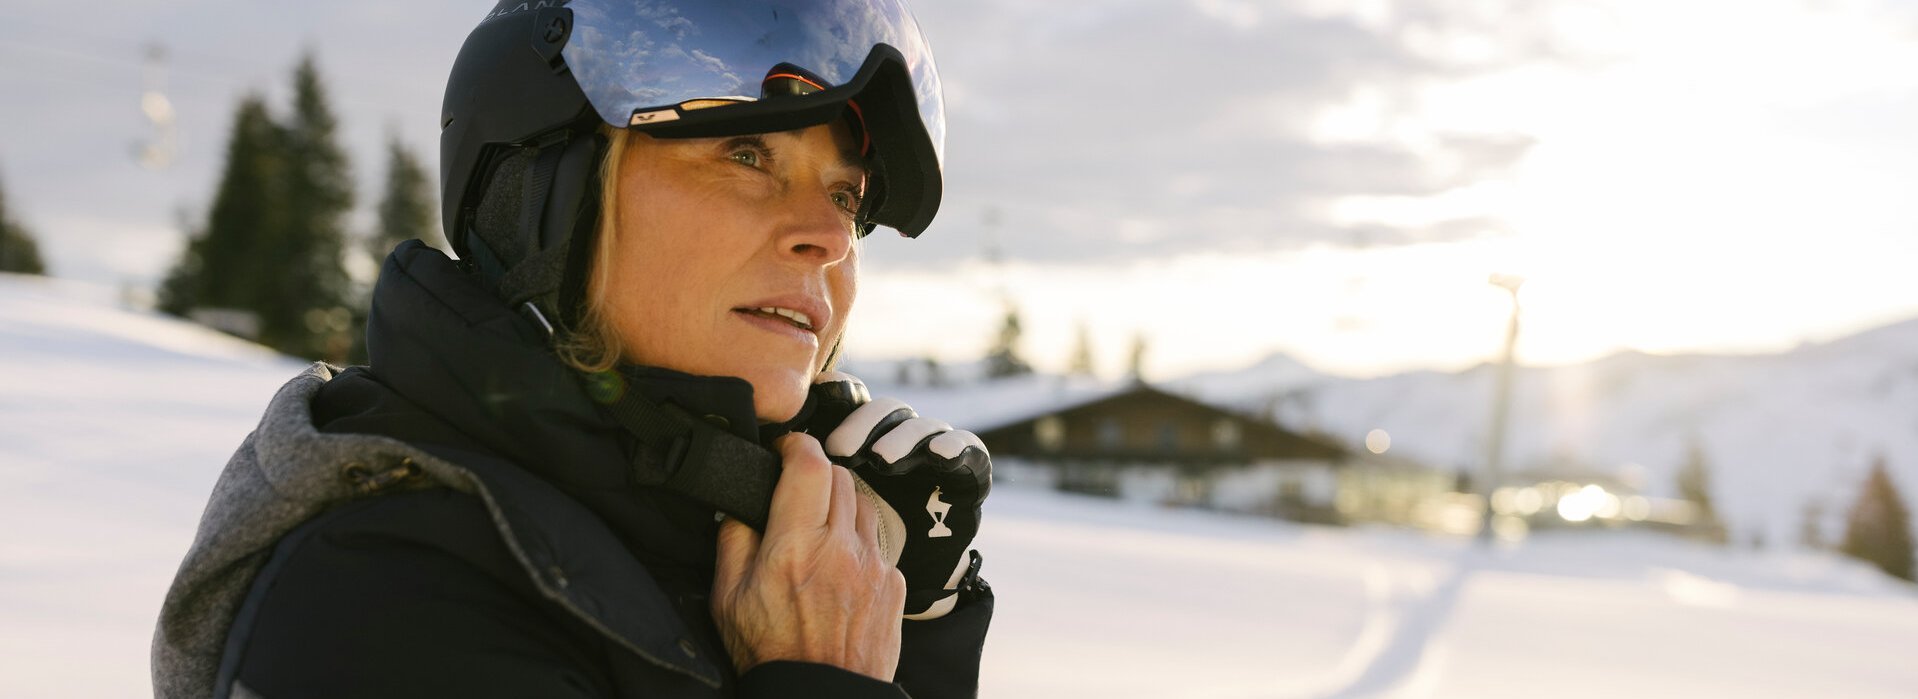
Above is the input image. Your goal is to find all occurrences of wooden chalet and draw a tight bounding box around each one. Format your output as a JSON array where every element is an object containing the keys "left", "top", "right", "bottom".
[{"left": 965, "top": 381, "right": 1350, "bottom": 521}]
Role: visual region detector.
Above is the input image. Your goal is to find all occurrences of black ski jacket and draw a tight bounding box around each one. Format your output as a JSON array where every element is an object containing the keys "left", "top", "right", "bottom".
[{"left": 216, "top": 241, "right": 992, "bottom": 697}]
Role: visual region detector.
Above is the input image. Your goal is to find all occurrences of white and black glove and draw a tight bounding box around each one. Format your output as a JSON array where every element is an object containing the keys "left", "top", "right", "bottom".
[{"left": 805, "top": 372, "right": 990, "bottom": 620}]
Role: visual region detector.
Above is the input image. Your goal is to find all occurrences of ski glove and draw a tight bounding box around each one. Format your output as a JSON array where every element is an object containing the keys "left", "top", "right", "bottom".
[{"left": 806, "top": 372, "right": 991, "bottom": 620}]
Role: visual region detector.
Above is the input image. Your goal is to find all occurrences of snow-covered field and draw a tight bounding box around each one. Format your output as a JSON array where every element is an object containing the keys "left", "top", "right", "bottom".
[{"left": 5, "top": 272, "right": 1917, "bottom": 698}]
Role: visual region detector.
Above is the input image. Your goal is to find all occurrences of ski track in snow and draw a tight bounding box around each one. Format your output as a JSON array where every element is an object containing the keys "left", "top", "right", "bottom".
[
  {"left": 7, "top": 275, "right": 1918, "bottom": 699},
  {"left": 1310, "top": 556, "right": 1474, "bottom": 699}
]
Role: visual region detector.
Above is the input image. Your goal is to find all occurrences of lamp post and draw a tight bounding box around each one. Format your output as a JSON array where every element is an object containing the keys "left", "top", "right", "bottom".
[{"left": 1482, "top": 273, "right": 1525, "bottom": 542}]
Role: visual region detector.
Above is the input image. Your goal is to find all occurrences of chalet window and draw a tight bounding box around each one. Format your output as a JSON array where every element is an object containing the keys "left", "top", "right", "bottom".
[
  {"left": 1156, "top": 422, "right": 1179, "bottom": 451},
  {"left": 1211, "top": 418, "right": 1241, "bottom": 452},
  {"left": 1035, "top": 416, "right": 1065, "bottom": 452},
  {"left": 1097, "top": 418, "right": 1123, "bottom": 450}
]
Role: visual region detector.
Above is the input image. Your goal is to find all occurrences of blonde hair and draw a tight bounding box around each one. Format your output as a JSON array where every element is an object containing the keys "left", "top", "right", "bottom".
[
  {"left": 552, "top": 125, "right": 851, "bottom": 376},
  {"left": 553, "top": 125, "right": 633, "bottom": 374}
]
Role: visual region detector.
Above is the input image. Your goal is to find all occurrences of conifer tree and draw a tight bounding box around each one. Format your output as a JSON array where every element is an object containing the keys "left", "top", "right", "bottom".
[
  {"left": 1067, "top": 321, "right": 1096, "bottom": 377},
  {"left": 1677, "top": 439, "right": 1717, "bottom": 515},
  {"left": 273, "top": 53, "right": 355, "bottom": 361},
  {"left": 159, "top": 54, "right": 358, "bottom": 362},
  {"left": 984, "top": 304, "right": 1031, "bottom": 378},
  {"left": 1126, "top": 332, "right": 1149, "bottom": 383},
  {"left": 1677, "top": 437, "right": 1727, "bottom": 544},
  {"left": 1841, "top": 455, "right": 1915, "bottom": 582},
  {"left": 159, "top": 95, "right": 286, "bottom": 320},
  {"left": 1800, "top": 498, "right": 1827, "bottom": 549},
  {"left": 371, "top": 133, "right": 442, "bottom": 261},
  {"left": 0, "top": 169, "right": 47, "bottom": 275}
]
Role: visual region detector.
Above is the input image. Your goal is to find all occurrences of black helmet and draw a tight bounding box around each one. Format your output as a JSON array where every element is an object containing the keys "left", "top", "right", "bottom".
[{"left": 440, "top": 0, "right": 945, "bottom": 329}]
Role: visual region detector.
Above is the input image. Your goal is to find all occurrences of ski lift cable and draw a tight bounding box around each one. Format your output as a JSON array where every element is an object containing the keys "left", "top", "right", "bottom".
[
  {"left": 0, "top": 16, "right": 263, "bottom": 70},
  {"left": 0, "top": 38, "right": 423, "bottom": 112},
  {"left": 0, "top": 38, "right": 251, "bottom": 89}
]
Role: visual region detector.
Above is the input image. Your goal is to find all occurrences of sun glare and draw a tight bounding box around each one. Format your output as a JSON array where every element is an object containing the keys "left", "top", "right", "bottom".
[{"left": 857, "top": 0, "right": 1918, "bottom": 379}]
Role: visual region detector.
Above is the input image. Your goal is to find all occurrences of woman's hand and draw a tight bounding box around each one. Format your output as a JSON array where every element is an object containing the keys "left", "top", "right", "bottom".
[
  {"left": 711, "top": 433, "right": 906, "bottom": 681},
  {"left": 806, "top": 372, "right": 991, "bottom": 620}
]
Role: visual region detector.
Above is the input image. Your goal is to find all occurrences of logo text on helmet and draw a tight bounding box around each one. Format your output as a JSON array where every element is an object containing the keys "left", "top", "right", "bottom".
[{"left": 482, "top": 1, "right": 566, "bottom": 23}]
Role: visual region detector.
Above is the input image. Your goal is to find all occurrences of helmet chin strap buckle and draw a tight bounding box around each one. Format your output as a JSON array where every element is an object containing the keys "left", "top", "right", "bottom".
[{"left": 521, "top": 301, "right": 556, "bottom": 338}]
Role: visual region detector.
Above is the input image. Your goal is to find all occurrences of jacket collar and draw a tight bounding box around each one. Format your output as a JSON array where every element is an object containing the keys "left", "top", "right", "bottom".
[
  {"left": 338, "top": 240, "right": 816, "bottom": 686},
  {"left": 364, "top": 241, "right": 768, "bottom": 488}
]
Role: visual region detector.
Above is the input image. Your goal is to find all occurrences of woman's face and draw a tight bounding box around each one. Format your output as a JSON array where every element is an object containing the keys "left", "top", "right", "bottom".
[{"left": 600, "top": 122, "right": 866, "bottom": 423}]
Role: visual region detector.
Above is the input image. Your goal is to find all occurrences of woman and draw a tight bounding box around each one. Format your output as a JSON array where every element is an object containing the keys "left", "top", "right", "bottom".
[{"left": 152, "top": 1, "right": 992, "bottom": 697}]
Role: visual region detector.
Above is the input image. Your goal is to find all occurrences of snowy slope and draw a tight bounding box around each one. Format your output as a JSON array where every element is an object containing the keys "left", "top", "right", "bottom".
[
  {"left": 1175, "top": 322, "right": 1918, "bottom": 549},
  {"left": 0, "top": 274, "right": 306, "bottom": 698},
  {"left": 5, "top": 275, "right": 1918, "bottom": 698}
]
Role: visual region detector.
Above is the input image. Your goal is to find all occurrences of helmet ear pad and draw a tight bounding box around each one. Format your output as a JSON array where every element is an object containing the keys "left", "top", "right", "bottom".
[{"left": 468, "top": 131, "right": 608, "bottom": 331}]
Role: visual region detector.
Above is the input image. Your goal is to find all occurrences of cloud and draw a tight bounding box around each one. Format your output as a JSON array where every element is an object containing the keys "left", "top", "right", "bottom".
[
  {"left": 864, "top": 0, "right": 1565, "bottom": 269},
  {"left": 0, "top": 0, "right": 1573, "bottom": 282}
]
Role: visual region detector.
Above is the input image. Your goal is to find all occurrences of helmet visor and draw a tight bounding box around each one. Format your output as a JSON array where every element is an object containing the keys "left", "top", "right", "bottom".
[{"left": 561, "top": 0, "right": 944, "bottom": 166}]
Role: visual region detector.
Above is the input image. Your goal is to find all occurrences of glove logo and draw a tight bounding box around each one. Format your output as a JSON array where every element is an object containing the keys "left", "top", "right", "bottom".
[{"left": 926, "top": 486, "right": 953, "bottom": 538}]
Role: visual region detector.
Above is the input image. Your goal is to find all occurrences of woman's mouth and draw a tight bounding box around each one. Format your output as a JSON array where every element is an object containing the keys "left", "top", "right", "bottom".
[
  {"left": 732, "top": 306, "right": 820, "bottom": 344},
  {"left": 738, "top": 306, "right": 815, "bottom": 331}
]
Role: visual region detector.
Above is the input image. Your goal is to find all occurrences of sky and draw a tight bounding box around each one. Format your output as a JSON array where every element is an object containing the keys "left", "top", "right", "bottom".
[{"left": 2, "top": 0, "right": 1916, "bottom": 379}]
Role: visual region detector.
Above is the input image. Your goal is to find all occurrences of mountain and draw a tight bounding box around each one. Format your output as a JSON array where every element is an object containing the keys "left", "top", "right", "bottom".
[
  {"left": 1173, "top": 318, "right": 1918, "bottom": 548},
  {"left": 1175, "top": 351, "right": 1334, "bottom": 411}
]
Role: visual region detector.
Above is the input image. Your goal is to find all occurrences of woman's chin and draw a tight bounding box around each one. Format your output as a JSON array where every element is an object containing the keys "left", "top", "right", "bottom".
[{"left": 746, "top": 368, "right": 811, "bottom": 425}]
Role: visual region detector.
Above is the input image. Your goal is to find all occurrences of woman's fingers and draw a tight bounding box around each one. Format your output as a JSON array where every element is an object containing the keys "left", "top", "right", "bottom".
[
  {"left": 766, "top": 433, "right": 834, "bottom": 538},
  {"left": 827, "top": 460, "right": 860, "bottom": 534},
  {"left": 709, "top": 430, "right": 904, "bottom": 681},
  {"left": 712, "top": 516, "right": 759, "bottom": 597}
]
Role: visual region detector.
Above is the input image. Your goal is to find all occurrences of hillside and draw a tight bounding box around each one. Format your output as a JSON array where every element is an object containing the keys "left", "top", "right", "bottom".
[{"left": 1175, "top": 317, "right": 1918, "bottom": 547}]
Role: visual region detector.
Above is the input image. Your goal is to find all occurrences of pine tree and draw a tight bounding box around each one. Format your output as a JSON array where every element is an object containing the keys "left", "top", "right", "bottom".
[
  {"left": 1800, "top": 498, "right": 1827, "bottom": 549},
  {"left": 0, "top": 169, "right": 48, "bottom": 275},
  {"left": 1126, "top": 332, "right": 1149, "bottom": 383},
  {"left": 1841, "top": 455, "right": 1915, "bottom": 582},
  {"left": 159, "top": 95, "right": 286, "bottom": 321},
  {"left": 371, "top": 133, "right": 442, "bottom": 261},
  {"left": 158, "top": 54, "right": 359, "bottom": 362},
  {"left": 274, "top": 53, "right": 355, "bottom": 361},
  {"left": 1677, "top": 437, "right": 1727, "bottom": 544},
  {"left": 1067, "top": 321, "right": 1096, "bottom": 377},
  {"left": 983, "top": 304, "right": 1031, "bottom": 379},
  {"left": 924, "top": 356, "right": 945, "bottom": 387}
]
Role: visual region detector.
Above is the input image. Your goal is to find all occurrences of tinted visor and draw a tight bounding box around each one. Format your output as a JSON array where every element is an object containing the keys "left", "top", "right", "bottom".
[{"left": 562, "top": 0, "right": 944, "bottom": 167}]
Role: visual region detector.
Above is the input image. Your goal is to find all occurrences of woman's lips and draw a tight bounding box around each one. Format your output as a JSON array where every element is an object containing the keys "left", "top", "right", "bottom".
[{"left": 732, "top": 308, "right": 820, "bottom": 346}]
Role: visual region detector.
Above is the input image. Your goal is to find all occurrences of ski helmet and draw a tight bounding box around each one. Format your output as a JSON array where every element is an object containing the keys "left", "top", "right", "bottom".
[{"left": 440, "top": 0, "right": 945, "bottom": 329}]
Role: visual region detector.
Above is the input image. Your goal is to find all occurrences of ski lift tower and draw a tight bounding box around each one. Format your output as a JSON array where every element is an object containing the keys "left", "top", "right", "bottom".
[
  {"left": 980, "top": 206, "right": 1008, "bottom": 304},
  {"left": 1481, "top": 273, "right": 1525, "bottom": 543}
]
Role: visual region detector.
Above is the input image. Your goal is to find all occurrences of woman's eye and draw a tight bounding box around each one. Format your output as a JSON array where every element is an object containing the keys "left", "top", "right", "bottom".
[
  {"left": 730, "top": 149, "right": 760, "bottom": 168},
  {"left": 831, "top": 190, "right": 865, "bottom": 216}
]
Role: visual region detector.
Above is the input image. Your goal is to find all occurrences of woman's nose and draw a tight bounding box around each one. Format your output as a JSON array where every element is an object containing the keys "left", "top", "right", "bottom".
[{"left": 776, "top": 186, "right": 855, "bottom": 266}]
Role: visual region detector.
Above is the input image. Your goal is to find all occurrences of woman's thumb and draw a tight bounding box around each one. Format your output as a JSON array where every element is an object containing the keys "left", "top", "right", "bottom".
[{"left": 712, "top": 516, "right": 760, "bottom": 594}]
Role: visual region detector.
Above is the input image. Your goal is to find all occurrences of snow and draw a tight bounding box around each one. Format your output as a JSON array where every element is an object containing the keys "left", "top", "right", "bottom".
[
  {"left": 979, "top": 491, "right": 1918, "bottom": 699},
  {"left": 0, "top": 274, "right": 305, "bottom": 697},
  {"left": 6, "top": 273, "right": 1918, "bottom": 698}
]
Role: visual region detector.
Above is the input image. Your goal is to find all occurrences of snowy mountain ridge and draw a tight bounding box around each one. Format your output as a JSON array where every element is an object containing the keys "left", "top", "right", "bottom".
[{"left": 1172, "top": 315, "right": 1918, "bottom": 548}]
